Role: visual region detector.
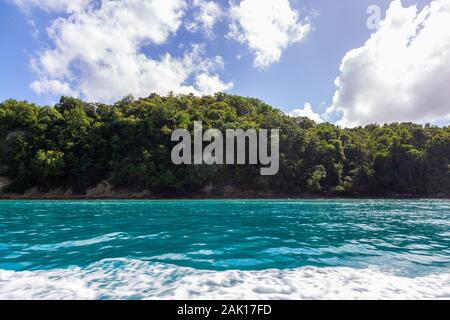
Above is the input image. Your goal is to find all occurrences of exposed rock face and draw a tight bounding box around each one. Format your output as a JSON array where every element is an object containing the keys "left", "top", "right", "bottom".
[
  {"left": 86, "top": 181, "right": 113, "bottom": 197},
  {"left": 0, "top": 178, "right": 154, "bottom": 199},
  {"left": 0, "top": 177, "right": 10, "bottom": 192},
  {"left": 85, "top": 181, "right": 152, "bottom": 198},
  {"left": 223, "top": 185, "right": 238, "bottom": 196},
  {"left": 24, "top": 187, "right": 40, "bottom": 197},
  {"left": 201, "top": 183, "right": 214, "bottom": 195}
]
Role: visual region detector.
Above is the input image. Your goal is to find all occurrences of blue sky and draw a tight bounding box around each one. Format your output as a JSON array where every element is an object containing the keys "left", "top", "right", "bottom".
[{"left": 0, "top": 0, "right": 448, "bottom": 126}]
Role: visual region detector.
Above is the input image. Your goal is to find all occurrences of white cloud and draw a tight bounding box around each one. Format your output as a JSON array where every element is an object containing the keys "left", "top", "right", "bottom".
[
  {"left": 327, "top": 0, "right": 450, "bottom": 127},
  {"left": 11, "top": 0, "right": 91, "bottom": 13},
  {"left": 29, "top": 0, "right": 232, "bottom": 102},
  {"left": 186, "top": 0, "right": 223, "bottom": 38},
  {"left": 288, "top": 102, "right": 323, "bottom": 123},
  {"left": 228, "top": 0, "right": 311, "bottom": 69},
  {"left": 195, "top": 73, "right": 233, "bottom": 95},
  {"left": 30, "top": 78, "right": 78, "bottom": 96}
]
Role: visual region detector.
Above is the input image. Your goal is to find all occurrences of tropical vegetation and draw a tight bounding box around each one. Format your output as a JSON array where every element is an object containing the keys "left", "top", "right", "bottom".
[{"left": 0, "top": 94, "right": 449, "bottom": 196}]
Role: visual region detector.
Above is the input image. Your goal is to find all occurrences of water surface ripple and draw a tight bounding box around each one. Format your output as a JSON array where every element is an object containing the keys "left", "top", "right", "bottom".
[{"left": 0, "top": 200, "right": 449, "bottom": 299}]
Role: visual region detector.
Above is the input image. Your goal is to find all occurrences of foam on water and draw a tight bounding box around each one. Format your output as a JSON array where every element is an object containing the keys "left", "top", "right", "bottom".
[{"left": 1, "top": 258, "right": 449, "bottom": 300}]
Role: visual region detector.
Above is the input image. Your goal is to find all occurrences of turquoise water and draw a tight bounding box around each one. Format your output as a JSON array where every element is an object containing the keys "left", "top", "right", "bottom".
[{"left": 0, "top": 200, "right": 450, "bottom": 299}]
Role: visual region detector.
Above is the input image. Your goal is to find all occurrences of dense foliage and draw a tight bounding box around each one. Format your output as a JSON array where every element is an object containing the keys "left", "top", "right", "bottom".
[{"left": 0, "top": 94, "right": 449, "bottom": 196}]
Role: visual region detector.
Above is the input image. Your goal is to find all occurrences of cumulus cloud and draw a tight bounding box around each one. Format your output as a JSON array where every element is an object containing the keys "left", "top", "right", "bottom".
[
  {"left": 327, "top": 0, "right": 450, "bottom": 127},
  {"left": 10, "top": 0, "right": 91, "bottom": 13},
  {"left": 228, "top": 0, "right": 311, "bottom": 69},
  {"left": 186, "top": 0, "right": 223, "bottom": 38},
  {"left": 195, "top": 73, "right": 233, "bottom": 95},
  {"left": 30, "top": 78, "right": 78, "bottom": 96},
  {"left": 28, "top": 0, "right": 232, "bottom": 102},
  {"left": 288, "top": 103, "right": 323, "bottom": 123}
]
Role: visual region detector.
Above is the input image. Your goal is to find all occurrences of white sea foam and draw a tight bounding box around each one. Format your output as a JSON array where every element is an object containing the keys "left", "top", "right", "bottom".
[{"left": 0, "top": 259, "right": 449, "bottom": 300}]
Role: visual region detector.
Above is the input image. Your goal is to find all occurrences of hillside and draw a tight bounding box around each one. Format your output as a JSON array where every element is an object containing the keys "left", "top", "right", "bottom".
[{"left": 0, "top": 94, "right": 449, "bottom": 198}]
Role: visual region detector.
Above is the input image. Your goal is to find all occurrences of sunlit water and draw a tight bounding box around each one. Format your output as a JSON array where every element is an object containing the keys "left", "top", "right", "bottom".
[{"left": 0, "top": 200, "right": 449, "bottom": 299}]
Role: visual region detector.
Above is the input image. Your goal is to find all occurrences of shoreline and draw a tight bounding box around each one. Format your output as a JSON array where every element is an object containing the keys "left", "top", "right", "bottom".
[{"left": 1, "top": 193, "right": 449, "bottom": 200}]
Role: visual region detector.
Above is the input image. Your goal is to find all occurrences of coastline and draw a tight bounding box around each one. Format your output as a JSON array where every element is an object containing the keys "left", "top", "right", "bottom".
[
  {"left": 1, "top": 192, "right": 449, "bottom": 200},
  {"left": 1, "top": 179, "right": 448, "bottom": 200}
]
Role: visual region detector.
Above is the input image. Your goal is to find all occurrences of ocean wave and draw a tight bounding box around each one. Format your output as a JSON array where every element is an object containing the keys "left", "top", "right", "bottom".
[
  {"left": 27, "top": 232, "right": 125, "bottom": 251},
  {"left": 0, "top": 259, "right": 449, "bottom": 300}
]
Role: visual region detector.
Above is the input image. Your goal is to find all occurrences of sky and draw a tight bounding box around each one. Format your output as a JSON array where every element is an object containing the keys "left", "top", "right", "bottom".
[{"left": 0, "top": 0, "right": 449, "bottom": 127}]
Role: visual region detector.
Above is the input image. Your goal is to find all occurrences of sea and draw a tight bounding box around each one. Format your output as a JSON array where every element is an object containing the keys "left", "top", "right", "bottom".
[{"left": 0, "top": 199, "right": 449, "bottom": 299}]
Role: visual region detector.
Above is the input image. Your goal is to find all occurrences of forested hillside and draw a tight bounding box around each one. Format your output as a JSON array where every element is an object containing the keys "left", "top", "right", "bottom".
[{"left": 0, "top": 94, "right": 449, "bottom": 197}]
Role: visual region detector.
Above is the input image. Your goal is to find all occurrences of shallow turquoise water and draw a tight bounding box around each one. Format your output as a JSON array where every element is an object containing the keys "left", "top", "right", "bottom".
[
  {"left": 1, "top": 200, "right": 450, "bottom": 299},
  {"left": 0, "top": 199, "right": 449, "bottom": 274}
]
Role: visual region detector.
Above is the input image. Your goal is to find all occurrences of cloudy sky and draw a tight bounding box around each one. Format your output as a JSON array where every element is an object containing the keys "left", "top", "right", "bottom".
[{"left": 1, "top": 0, "right": 449, "bottom": 127}]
